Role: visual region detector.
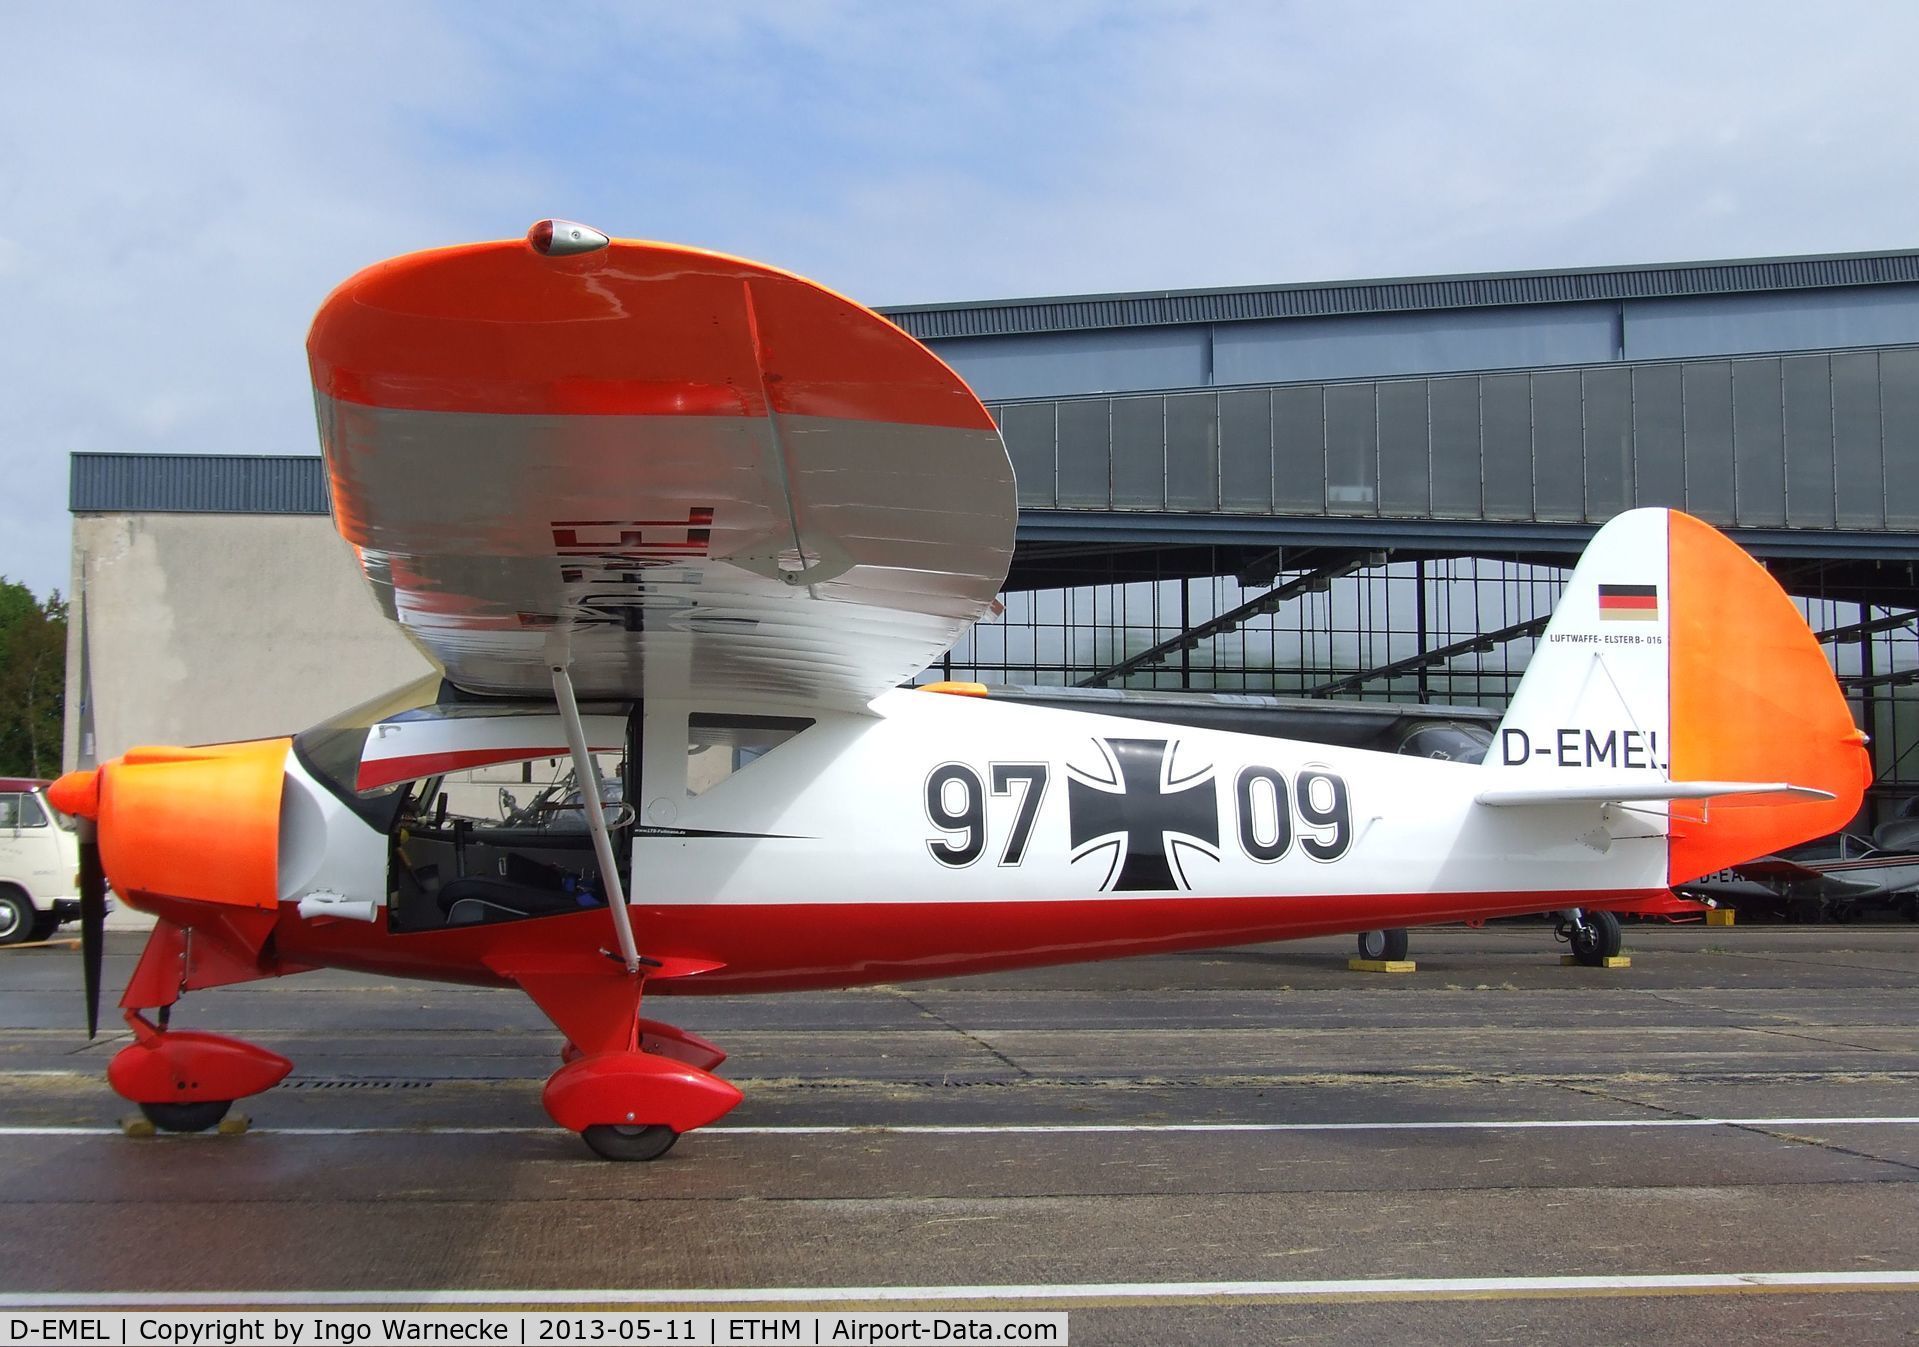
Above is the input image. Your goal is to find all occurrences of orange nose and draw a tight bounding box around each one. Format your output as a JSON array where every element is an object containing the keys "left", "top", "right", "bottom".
[
  {"left": 92, "top": 739, "right": 294, "bottom": 910},
  {"left": 48, "top": 769, "right": 101, "bottom": 820}
]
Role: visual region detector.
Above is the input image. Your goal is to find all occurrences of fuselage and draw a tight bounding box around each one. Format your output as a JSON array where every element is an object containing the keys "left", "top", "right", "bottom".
[{"left": 257, "top": 688, "right": 1667, "bottom": 993}]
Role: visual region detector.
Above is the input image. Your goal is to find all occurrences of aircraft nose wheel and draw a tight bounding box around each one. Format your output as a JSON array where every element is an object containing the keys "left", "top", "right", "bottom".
[
  {"left": 581, "top": 1123, "right": 679, "bottom": 1162},
  {"left": 138, "top": 1100, "right": 233, "bottom": 1133}
]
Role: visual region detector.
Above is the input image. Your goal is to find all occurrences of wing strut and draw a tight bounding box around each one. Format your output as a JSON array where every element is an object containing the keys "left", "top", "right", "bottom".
[{"left": 549, "top": 663, "right": 641, "bottom": 975}]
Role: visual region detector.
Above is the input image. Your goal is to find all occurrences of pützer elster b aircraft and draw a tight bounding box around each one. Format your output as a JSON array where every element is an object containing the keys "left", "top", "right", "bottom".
[{"left": 51, "top": 223, "right": 1871, "bottom": 1159}]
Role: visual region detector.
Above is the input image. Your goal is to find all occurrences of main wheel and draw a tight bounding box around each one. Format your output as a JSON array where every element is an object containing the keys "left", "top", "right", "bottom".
[
  {"left": 139, "top": 1100, "right": 233, "bottom": 1133},
  {"left": 28, "top": 911, "right": 60, "bottom": 943},
  {"left": 581, "top": 1123, "right": 679, "bottom": 1162},
  {"left": 1357, "top": 928, "right": 1410, "bottom": 961},
  {"left": 0, "top": 889, "right": 34, "bottom": 946},
  {"left": 1570, "top": 909, "right": 1623, "bottom": 966}
]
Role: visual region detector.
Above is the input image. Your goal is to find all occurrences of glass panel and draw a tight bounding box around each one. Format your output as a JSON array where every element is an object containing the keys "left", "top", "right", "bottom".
[
  {"left": 1531, "top": 369, "right": 1583, "bottom": 521},
  {"left": 1732, "top": 358, "right": 1786, "bottom": 526},
  {"left": 1884, "top": 349, "right": 1919, "bottom": 528},
  {"left": 450, "top": 753, "right": 624, "bottom": 832},
  {"left": 1428, "top": 376, "right": 1481, "bottom": 518},
  {"left": 686, "top": 714, "right": 815, "bottom": 798},
  {"left": 1218, "top": 389, "right": 1273, "bottom": 510},
  {"left": 997, "top": 403, "right": 1057, "bottom": 508},
  {"left": 1273, "top": 384, "right": 1325, "bottom": 513},
  {"left": 1682, "top": 362, "right": 1735, "bottom": 524},
  {"left": 1782, "top": 355, "right": 1835, "bottom": 529},
  {"left": 1481, "top": 373, "right": 1533, "bottom": 518},
  {"left": 1324, "top": 382, "right": 1378, "bottom": 515},
  {"left": 1377, "top": 380, "right": 1430, "bottom": 516},
  {"left": 1582, "top": 366, "right": 1632, "bottom": 522},
  {"left": 0, "top": 795, "right": 17, "bottom": 829},
  {"left": 1631, "top": 363, "right": 1686, "bottom": 509},
  {"left": 1055, "top": 398, "right": 1110, "bottom": 508},
  {"left": 1166, "top": 393, "right": 1220, "bottom": 510},
  {"left": 1110, "top": 396, "right": 1165, "bottom": 508},
  {"left": 15, "top": 794, "right": 46, "bottom": 828},
  {"left": 1833, "top": 351, "right": 1885, "bottom": 528}
]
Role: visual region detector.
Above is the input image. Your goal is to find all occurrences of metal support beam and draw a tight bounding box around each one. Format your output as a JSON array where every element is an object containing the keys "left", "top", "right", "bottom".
[
  {"left": 549, "top": 663, "right": 641, "bottom": 975},
  {"left": 1307, "top": 615, "right": 1549, "bottom": 699},
  {"left": 1078, "top": 554, "right": 1369, "bottom": 688},
  {"left": 1817, "top": 607, "right": 1917, "bottom": 645}
]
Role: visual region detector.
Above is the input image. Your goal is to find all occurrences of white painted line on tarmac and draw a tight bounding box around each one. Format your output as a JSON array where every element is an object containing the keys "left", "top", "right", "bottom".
[
  {"left": 2, "top": 1115, "right": 1918, "bottom": 1138},
  {"left": 3, "top": 1270, "right": 1918, "bottom": 1309}
]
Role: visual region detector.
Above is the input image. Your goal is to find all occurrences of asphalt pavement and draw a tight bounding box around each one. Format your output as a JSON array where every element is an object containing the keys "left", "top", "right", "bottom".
[{"left": 1, "top": 921, "right": 1916, "bottom": 1345}]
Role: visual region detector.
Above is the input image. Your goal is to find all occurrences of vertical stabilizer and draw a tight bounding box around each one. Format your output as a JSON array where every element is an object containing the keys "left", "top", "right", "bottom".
[{"left": 1492, "top": 508, "right": 1868, "bottom": 886}]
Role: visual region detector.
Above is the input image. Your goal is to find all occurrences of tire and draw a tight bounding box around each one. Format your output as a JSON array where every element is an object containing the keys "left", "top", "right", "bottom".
[
  {"left": 139, "top": 1100, "right": 233, "bottom": 1133},
  {"left": 28, "top": 912, "right": 60, "bottom": 943},
  {"left": 581, "top": 1123, "right": 679, "bottom": 1162},
  {"left": 0, "top": 889, "right": 34, "bottom": 946},
  {"left": 1357, "top": 928, "right": 1410, "bottom": 962},
  {"left": 1571, "top": 909, "right": 1623, "bottom": 966}
]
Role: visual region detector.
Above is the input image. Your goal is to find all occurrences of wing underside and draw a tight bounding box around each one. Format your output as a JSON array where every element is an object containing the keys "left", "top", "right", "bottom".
[{"left": 309, "top": 238, "right": 1016, "bottom": 709}]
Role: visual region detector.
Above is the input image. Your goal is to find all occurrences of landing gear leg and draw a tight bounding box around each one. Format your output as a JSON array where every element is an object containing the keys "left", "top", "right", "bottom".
[
  {"left": 108, "top": 922, "right": 295, "bottom": 1131},
  {"left": 1559, "top": 908, "right": 1623, "bottom": 966}
]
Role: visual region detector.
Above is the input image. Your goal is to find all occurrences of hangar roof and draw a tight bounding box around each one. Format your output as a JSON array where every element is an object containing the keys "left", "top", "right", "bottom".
[{"left": 881, "top": 248, "right": 1919, "bottom": 340}]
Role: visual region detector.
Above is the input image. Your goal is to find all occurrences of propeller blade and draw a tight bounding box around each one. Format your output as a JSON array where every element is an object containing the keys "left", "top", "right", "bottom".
[{"left": 78, "top": 822, "right": 105, "bottom": 1039}]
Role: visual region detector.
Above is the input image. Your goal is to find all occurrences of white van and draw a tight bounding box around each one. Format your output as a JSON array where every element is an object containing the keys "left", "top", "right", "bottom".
[{"left": 0, "top": 777, "right": 82, "bottom": 944}]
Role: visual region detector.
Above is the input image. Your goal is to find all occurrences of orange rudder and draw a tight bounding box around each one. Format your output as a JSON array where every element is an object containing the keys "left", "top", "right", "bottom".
[{"left": 1666, "top": 513, "right": 1869, "bottom": 884}]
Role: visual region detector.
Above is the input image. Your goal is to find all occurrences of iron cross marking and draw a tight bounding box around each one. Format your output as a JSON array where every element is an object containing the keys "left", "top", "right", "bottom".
[{"left": 1067, "top": 738, "right": 1219, "bottom": 891}]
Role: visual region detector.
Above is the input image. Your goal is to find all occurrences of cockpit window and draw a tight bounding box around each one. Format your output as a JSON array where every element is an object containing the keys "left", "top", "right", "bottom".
[
  {"left": 1398, "top": 723, "right": 1493, "bottom": 764},
  {"left": 292, "top": 674, "right": 626, "bottom": 830},
  {"left": 686, "top": 713, "right": 814, "bottom": 797}
]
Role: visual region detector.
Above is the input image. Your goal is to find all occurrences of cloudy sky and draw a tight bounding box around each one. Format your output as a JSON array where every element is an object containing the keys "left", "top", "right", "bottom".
[{"left": 3, "top": 1, "right": 1916, "bottom": 599}]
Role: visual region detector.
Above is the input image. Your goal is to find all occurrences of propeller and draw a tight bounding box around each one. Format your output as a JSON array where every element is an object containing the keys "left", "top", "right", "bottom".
[{"left": 77, "top": 818, "right": 105, "bottom": 1039}]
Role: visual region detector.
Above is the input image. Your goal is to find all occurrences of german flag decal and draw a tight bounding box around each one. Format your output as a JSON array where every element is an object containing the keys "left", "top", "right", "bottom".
[{"left": 1597, "top": 583, "right": 1659, "bottom": 622}]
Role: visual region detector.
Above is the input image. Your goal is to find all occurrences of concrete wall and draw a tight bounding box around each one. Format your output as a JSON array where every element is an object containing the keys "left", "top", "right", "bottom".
[{"left": 65, "top": 513, "right": 434, "bottom": 768}]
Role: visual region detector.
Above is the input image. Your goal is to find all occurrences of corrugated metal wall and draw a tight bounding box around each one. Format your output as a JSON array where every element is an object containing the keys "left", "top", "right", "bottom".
[
  {"left": 71, "top": 454, "right": 329, "bottom": 514},
  {"left": 994, "top": 347, "right": 1919, "bottom": 531},
  {"left": 886, "top": 250, "right": 1919, "bottom": 341}
]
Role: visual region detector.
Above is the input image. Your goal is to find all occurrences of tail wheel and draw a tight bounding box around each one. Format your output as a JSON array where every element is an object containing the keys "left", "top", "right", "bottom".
[
  {"left": 1357, "top": 928, "right": 1409, "bottom": 962},
  {"left": 1571, "top": 909, "right": 1624, "bottom": 966},
  {"left": 0, "top": 889, "right": 34, "bottom": 946},
  {"left": 138, "top": 1100, "right": 233, "bottom": 1133},
  {"left": 581, "top": 1123, "right": 679, "bottom": 1162}
]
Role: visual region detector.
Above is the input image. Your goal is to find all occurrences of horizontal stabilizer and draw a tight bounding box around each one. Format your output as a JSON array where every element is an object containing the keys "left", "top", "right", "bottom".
[{"left": 1475, "top": 778, "right": 1836, "bottom": 808}]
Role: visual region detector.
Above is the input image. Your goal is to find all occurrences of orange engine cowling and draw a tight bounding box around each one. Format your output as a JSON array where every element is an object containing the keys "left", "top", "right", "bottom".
[{"left": 50, "top": 739, "right": 292, "bottom": 911}]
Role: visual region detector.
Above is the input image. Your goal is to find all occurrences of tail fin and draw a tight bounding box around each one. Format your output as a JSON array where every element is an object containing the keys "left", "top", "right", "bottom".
[{"left": 1492, "top": 508, "right": 1869, "bottom": 885}]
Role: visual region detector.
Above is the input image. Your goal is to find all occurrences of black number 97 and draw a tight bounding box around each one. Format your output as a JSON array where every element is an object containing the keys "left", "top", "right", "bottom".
[{"left": 926, "top": 762, "right": 1050, "bottom": 868}]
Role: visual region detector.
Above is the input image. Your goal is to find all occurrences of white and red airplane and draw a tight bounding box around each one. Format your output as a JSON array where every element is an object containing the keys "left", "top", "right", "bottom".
[{"left": 51, "top": 223, "right": 1870, "bottom": 1160}]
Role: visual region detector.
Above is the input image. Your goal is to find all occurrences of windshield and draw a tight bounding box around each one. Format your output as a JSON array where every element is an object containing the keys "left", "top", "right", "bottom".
[{"left": 292, "top": 674, "right": 627, "bottom": 830}]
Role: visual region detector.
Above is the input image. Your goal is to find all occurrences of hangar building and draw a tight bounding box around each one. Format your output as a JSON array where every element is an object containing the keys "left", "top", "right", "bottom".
[{"left": 65, "top": 248, "right": 1919, "bottom": 820}]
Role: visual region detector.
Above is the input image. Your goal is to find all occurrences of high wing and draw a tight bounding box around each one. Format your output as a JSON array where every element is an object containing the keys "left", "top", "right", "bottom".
[{"left": 308, "top": 230, "right": 1015, "bottom": 710}]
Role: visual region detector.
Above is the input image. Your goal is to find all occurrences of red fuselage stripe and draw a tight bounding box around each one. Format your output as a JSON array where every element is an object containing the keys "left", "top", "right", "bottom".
[{"left": 264, "top": 890, "right": 1673, "bottom": 996}]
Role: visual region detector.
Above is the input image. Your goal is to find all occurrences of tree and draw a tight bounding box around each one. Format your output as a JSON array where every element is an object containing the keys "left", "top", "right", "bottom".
[{"left": 0, "top": 579, "right": 67, "bottom": 779}]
